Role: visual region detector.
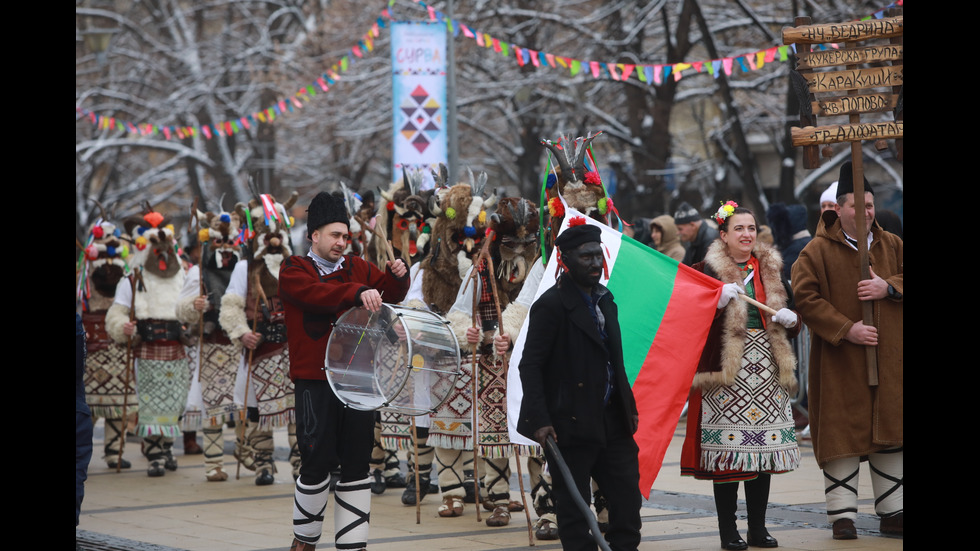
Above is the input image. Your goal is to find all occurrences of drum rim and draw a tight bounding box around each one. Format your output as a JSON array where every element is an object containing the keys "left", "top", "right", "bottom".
[{"left": 325, "top": 304, "right": 463, "bottom": 416}]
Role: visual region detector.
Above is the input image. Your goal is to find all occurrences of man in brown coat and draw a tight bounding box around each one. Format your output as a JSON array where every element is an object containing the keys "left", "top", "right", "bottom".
[{"left": 791, "top": 162, "right": 903, "bottom": 539}]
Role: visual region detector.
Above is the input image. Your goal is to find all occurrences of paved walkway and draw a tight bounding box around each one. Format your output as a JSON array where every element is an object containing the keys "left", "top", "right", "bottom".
[{"left": 77, "top": 419, "right": 902, "bottom": 551}]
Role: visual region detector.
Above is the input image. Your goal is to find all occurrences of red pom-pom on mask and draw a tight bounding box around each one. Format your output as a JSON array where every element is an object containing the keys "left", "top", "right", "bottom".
[
  {"left": 584, "top": 171, "right": 601, "bottom": 185},
  {"left": 568, "top": 216, "right": 587, "bottom": 227}
]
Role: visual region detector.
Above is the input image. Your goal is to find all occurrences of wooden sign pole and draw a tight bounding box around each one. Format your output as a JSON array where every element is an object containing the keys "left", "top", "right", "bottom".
[{"left": 783, "top": 11, "right": 905, "bottom": 387}]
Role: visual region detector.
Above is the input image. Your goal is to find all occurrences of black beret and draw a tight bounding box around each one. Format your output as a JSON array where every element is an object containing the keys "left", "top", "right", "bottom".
[
  {"left": 555, "top": 223, "right": 601, "bottom": 252},
  {"left": 837, "top": 161, "right": 874, "bottom": 197},
  {"left": 307, "top": 191, "right": 350, "bottom": 239}
]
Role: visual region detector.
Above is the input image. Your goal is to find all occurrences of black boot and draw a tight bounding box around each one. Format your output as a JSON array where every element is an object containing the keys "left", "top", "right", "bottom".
[
  {"left": 745, "top": 474, "right": 778, "bottom": 547},
  {"left": 401, "top": 473, "right": 431, "bottom": 505},
  {"left": 714, "top": 482, "right": 747, "bottom": 550}
]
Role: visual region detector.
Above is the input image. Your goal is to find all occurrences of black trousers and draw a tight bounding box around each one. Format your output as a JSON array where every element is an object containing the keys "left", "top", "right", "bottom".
[
  {"left": 547, "top": 403, "right": 642, "bottom": 551},
  {"left": 294, "top": 379, "right": 375, "bottom": 485}
]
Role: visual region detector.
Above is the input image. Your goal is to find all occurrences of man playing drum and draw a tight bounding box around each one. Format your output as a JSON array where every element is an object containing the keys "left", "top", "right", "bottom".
[{"left": 281, "top": 191, "right": 409, "bottom": 551}]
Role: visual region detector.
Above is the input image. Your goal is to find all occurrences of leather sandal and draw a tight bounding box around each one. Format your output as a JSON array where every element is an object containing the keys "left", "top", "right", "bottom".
[
  {"left": 486, "top": 505, "right": 511, "bottom": 527},
  {"left": 205, "top": 466, "right": 229, "bottom": 482},
  {"left": 534, "top": 518, "right": 559, "bottom": 540},
  {"left": 482, "top": 499, "right": 524, "bottom": 512},
  {"left": 437, "top": 495, "right": 465, "bottom": 518},
  {"left": 289, "top": 537, "right": 316, "bottom": 551}
]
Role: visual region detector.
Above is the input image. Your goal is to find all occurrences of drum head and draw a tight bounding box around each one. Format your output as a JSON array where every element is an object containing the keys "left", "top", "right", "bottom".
[{"left": 326, "top": 304, "right": 461, "bottom": 415}]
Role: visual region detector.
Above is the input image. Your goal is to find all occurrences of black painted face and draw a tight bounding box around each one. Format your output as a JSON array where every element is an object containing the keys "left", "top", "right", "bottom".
[{"left": 563, "top": 241, "right": 603, "bottom": 291}]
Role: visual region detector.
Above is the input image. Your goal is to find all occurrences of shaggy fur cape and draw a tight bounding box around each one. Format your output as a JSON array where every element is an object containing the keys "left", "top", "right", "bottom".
[{"left": 691, "top": 240, "right": 798, "bottom": 393}]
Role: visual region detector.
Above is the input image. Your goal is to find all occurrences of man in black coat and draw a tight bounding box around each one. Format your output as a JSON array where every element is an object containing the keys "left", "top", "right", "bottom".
[{"left": 517, "top": 222, "right": 642, "bottom": 551}]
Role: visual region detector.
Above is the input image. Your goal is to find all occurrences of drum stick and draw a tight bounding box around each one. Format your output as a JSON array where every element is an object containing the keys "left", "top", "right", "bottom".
[{"left": 738, "top": 293, "right": 779, "bottom": 316}]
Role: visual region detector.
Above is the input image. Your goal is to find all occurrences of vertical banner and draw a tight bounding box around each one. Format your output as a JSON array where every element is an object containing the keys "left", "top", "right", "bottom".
[{"left": 392, "top": 22, "right": 447, "bottom": 190}]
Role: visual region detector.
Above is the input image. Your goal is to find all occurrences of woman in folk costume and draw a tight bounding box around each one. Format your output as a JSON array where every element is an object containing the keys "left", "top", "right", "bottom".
[
  {"left": 419, "top": 169, "right": 497, "bottom": 518},
  {"left": 105, "top": 205, "right": 191, "bottom": 477},
  {"left": 445, "top": 196, "right": 539, "bottom": 527},
  {"left": 681, "top": 202, "right": 801, "bottom": 550},
  {"left": 365, "top": 172, "right": 438, "bottom": 498},
  {"left": 220, "top": 192, "right": 303, "bottom": 484},
  {"left": 78, "top": 210, "right": 138, "bottom": 470},
  {"left": 176, "top": 204, "right": 250, "bottom": 482}
]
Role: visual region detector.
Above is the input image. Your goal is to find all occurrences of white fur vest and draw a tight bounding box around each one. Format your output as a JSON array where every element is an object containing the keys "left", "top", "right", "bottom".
[{"left": 691, "top": 240, "right": 798, "bottom": 393}]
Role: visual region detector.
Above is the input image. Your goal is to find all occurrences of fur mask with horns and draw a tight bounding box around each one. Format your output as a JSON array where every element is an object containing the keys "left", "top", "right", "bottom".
[
  {"left": 490, "top": 197, "right": 540, "bottom": 305},
  {"left": 123, "top": 205, "right": 181, "bottom": 279},
  {"left": 371, "top": 170, "right": 434, "bottom": 268},
  {"left": 420, "top": 166, "right": 498, "bottom": 314},
  {"left": 196, "top": 204, "right": 249, "bottom": 273},
  {"left": 540, "top": 132, "right": 613, "bottom": 253},
  {"left": 79, "top": 202, "right": 130, "bottom": 301},
  {"left": 246, "top": 191, "right": 298, "bottom": 279}
]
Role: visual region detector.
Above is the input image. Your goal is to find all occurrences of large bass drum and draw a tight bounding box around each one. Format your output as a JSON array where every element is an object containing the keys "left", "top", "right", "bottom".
[{"left": 325, "top": 304, "right": 461, "bottom": 416}]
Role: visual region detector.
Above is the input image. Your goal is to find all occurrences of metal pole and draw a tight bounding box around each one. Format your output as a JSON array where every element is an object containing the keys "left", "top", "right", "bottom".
[{"left": 446, "top": 0, "right": 459, "bottom": 185}]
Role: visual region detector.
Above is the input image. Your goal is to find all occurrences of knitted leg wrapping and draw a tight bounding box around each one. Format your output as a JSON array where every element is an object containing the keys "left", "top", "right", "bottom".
[
  {"left": 823, "top": 457, "right": 860, "bottom": 523},
  {"left": 334, "top": 477, "right": 371, "bottom": 550},
  {"left": 869, "top": 447, "right": 903, "bottom": 517},
  {"left": 293, "top": 475, "right": 330, "bottom": 546}
]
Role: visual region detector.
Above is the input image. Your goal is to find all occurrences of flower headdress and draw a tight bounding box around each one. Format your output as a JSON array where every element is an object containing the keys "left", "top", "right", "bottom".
[{"left": 714, "top": 200, "right": 738, "bottom": 226}]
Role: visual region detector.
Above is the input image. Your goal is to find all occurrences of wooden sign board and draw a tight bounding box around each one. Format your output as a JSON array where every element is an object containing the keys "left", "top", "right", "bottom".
[
  {"left": 782, "top": 10, "right": 904, "bottom": 386},
  {"left": 783, "top": 14, "right": 904, "bottom": 167}
]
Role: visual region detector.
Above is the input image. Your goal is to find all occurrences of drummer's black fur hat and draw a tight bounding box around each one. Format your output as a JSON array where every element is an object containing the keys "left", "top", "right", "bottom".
[{"left": 307, "top": 191, "right": 350, "bottom": 239}]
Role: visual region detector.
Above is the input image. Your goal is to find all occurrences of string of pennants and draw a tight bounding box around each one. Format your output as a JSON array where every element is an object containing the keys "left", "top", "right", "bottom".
[{"left": 75, "top": 0, "right": 902, "bottom": 141}]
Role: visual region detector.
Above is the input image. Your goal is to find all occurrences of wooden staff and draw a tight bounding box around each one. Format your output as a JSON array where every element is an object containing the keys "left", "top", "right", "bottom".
[
  {"left": 478, "top": 230, "right": 534, "bottom": 544},
  {"left": 847, "top": 154, "right": 879, "bottom": 386},
  {"left": 738, "top": 293, "right": 779, "bottom": 316},
  {"left": 118, "top": 268, "right": 141, "bottom": 473},
  {"left": 237, "top": 271, "right": 263, "bottom": 480},
  {"left": 410, "top": 417, "right": 422, "bottom": 524},
  {"left": 468, "top": 266, "right": 483, "bottom": 522}
]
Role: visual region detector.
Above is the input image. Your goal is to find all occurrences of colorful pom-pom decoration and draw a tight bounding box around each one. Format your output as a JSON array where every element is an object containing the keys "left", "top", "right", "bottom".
[
  {"left": 165, "top": 224, "right": 175, "bottom": 234},
  {"left": 143, "top": 212, "right": 165, "bottom": 228},
  {"left": 120, "top": 246, "right": 129, "bottom": 258},
  {"left": 199, "top": 228, "right": 210, "bottom": 242},
  {"left": 106, "top": 245, "right": 117, "bottom": 257},
  {"left": 464, "top": 226, "right": 476, "bottom": 237},
  {"left": 548, "top": 197, "right": 565, "bottom": 218},
  {"left": 598, "top": 197, "right": 608, "bottom": 215},
  {"left": 219, "top": 213, "right": 231, "bottom": 223},
  {"left": 92, "top": 226, "right": 105, "bottom": 239},
  {"left": 135, "top": 236, "right": 148, "bottom": 250},
  {"left": 85, "top": 244, "right": 99, "bottom": 260},
  {"left": 568, "top": 216, "right": 587, "bottom": 227},
  {"left": 422, "top": 225, "right": 430, "bottom": 234},
  {"left": 584, "top": 171, "right": 601, "bottom": 185},
  {"left": 546, "top": 174, "right": 557, "bottom": 189},
  {"left": 445, "top": 207, "right": 456, "bottom": 220},
  {"left": 478, "top": 211, "right": 486, "bottom": 224},
  {"left": 387, "top": 201, "right": 395, "bottom": 211}
]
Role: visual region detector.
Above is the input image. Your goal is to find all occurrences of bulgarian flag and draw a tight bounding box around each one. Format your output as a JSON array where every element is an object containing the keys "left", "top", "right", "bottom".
[{"left": 506, "top": 208, "right": 722, "bottom": 498}]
